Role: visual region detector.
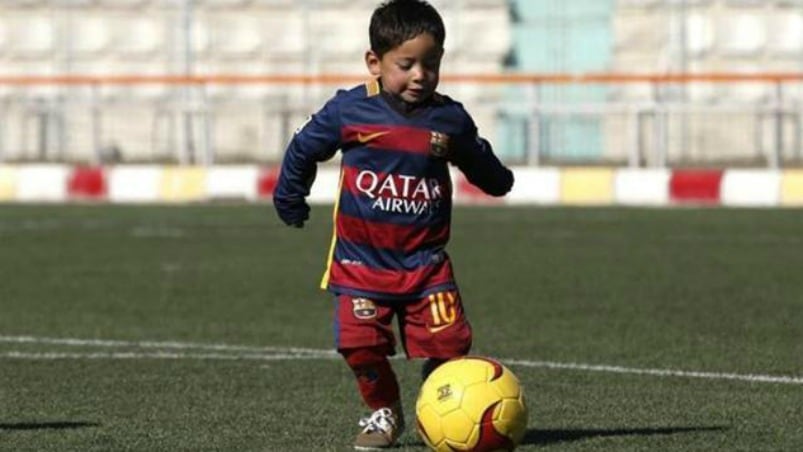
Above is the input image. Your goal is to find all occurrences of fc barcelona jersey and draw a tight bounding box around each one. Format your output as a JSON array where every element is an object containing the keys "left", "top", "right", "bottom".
[{"left": 275, "top": 79, "right": 513, "bottom": 300}]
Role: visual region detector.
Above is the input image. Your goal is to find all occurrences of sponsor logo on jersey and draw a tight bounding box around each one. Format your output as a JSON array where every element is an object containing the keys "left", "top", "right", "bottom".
[
  {"left": 352, "top": 297, "right": 377, "bottom": 320},
  {"left": 357, "top": 131, "right": 390, "bottom": 143},
  {"left": 354, "top": 170, "right": 445, "bottom": 215}
]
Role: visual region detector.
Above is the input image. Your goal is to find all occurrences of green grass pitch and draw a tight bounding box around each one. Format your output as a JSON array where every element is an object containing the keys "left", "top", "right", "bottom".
[{"left": 0, "top": 204, "right": 801, "bottom": 451}]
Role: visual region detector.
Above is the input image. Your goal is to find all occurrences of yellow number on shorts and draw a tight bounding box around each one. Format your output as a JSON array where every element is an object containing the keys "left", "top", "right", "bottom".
[{"left": 428, "top": 291, "right": 456, "bottom": 329}]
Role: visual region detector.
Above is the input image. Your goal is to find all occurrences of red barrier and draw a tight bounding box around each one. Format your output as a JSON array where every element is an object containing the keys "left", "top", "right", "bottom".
[
  {"left": 455, "top": 174, "right": 504, "bottom": 204},
  {"left": 670, "top": 170, "right": 723, "bottom": 204},
  {"left": 257, "top": 167, "right": 281, "bottom": 198},
  {"left": 67, "top": 166, "right": 107, "bottom": 200}
]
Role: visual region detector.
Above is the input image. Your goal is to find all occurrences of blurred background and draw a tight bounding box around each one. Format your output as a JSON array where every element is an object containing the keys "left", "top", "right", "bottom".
[{"left": 0, "top": 0, "right": 802, "bottom": 168}]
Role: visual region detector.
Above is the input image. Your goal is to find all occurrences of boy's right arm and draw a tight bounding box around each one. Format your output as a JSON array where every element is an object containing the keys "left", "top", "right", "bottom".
[{"left": 274, "top": 99, "right": 341, "bottom": 227}]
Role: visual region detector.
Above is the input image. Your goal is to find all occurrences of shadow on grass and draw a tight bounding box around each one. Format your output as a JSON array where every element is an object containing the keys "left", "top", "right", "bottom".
[
  {"left": 0, "top": 421, "right": 100, "bottom": 431},
  {"left": 523, "top": 425, "right": 729, "bottom": 445}
]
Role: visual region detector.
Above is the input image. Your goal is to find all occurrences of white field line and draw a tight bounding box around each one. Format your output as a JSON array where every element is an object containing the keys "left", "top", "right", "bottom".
[
  {"left": 504, "top": 359, "right": 803, "bottom": 386},
  {"left": 0, "top": 351, "right": 335, "bottom": 361},
  {"left": 1, "top": 335, "right": 802, "bottom": 385},
  {"left": 0, "top": 335, "right": 337, "bottom": 356}
]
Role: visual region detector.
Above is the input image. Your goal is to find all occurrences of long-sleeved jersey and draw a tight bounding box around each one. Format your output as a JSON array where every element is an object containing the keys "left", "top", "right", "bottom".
[{"left": 274, "top": 79, "right": 513, "bottom": 300}]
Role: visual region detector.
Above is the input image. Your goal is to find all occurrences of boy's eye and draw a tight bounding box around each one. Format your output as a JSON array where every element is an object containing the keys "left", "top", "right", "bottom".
[{"left": 423, "top": 59, "right": 440, "bottom": 69}]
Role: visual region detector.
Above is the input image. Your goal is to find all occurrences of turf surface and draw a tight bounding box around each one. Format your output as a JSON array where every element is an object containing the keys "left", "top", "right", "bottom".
[{"left": 0, "top": 204, "right": 801, "bottom": 451}]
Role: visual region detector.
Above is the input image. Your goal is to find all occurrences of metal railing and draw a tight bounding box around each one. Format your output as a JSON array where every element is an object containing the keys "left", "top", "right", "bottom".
[{"left": 0, "top": 72, "right": 802, "bottom": 167}]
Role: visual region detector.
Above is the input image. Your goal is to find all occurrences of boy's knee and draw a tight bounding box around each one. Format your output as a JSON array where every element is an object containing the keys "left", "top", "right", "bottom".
[{"left": 341, "top": 345, "right": 393, "bottom": 369}]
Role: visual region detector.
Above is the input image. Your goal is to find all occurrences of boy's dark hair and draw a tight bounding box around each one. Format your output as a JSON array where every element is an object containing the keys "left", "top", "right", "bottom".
[{"left": 369, "top": 0, "right": 445, "bottom": 57}]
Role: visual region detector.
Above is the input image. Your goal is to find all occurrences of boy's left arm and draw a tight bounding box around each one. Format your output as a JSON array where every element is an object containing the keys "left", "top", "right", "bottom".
[{"left": 449, "top": 131, "right": 514, "bottom": 197}]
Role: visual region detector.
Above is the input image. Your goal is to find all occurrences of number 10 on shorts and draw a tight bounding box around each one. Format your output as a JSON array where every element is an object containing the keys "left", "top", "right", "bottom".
[{"left": 427, "top": 291, "right": 457, "bottom": 333}]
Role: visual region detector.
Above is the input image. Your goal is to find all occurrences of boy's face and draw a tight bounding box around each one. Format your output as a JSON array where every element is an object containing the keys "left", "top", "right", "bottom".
[{"left": 365, "top": 32, "right": 443, "bottom": 104}]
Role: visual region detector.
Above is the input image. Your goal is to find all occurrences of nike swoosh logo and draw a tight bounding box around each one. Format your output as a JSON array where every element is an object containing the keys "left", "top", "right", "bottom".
[
  {"left": 357, "top": 131, "right": 390, "bottom": 143},
  {"left": 427, "top": 323, "right": 454, "bottom": 334}
]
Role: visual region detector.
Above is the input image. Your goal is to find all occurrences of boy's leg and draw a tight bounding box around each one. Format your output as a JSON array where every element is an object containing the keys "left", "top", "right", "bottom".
[
  {"left": 341, "top": 346, "right": 400, "bottom": 410},
  {"left": 334, "top": 294, "right": 405, "bottom": 449},
  {"left": 421, "top": 357, "right": 448, "bottom": 381},
  {"left": 399, "top": 290, "right": 472, "bottom": 378}
]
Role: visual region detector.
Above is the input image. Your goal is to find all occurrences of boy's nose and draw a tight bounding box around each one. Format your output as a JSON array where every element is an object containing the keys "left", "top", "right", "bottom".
[{"left": 410, "top": 65, "right": 425, "bottom": 81}]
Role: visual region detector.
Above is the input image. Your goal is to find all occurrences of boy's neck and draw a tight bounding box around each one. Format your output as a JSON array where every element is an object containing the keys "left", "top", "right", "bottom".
[
  {"left": 376, "top": 78, "right": 431, "bottom": 117},
  {"left": 382, "top": 90, "right": 424, "bottom": 114}
]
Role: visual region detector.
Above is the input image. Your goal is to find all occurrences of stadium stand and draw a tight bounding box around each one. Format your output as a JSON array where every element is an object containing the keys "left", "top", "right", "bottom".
[
  {"left": 0, "top": 0, "right": 801, "bottom": 166},
  {"left": 96, "top": 0, "right": 151, "bottom": 6},
  {"left": 767, "top": 12, "right": 803, "bottom": 56},
  {"left": 259, "top": 9, "right": 308, "bottom": 62},
  {"left": 311, "top": 9, "right": 372, "bottom": 61},
  {"left": 502, "top": 0, "right": 612, "bottom": 162},
  {"left": 448, "top": 6, "right": 510, "bottom": 58},
  {"left": 200, "top": 0, "right": 253, "bottom": 7},
  {"left": 607, "top": 0, "right": 803, "bottom": 165},
  {"left": 0, "top": 18, "right": 7, "bottom": 56},
  {"left": 613, "top": 12, "right": 667, "bottom": 53},
  {"left": 716, "top": 13, "right": 766, "bottom": 57},
  {"left": 250, "top": 0, "right": 296, "bottom": 7},
  {"left": 7, "top": 14, "right": 55, "bottom": 59},
  {"left": 0, "top": 1, "right": 509, "bottom": 163},
  {"left": 116, "top": 16, "right": 165, "bottom": 59},
  {"left": 208, "top": 15, "right": 264, "bottom": 59},
  {"left": 70, "top": 14, "right": 114, "bottom": 58},
  {"left": 685, "top": 13, "right": 715, "bottom": 58}
]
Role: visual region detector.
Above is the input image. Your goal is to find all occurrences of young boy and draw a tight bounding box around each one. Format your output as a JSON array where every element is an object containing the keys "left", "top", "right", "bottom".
[{"left": 273, "top": 0, "right": 514, "bottom": 449}]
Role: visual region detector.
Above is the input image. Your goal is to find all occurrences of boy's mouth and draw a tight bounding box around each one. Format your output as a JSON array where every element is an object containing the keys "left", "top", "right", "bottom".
[{"left": 405, "top": 88, "right": 426, "bottom": 98}]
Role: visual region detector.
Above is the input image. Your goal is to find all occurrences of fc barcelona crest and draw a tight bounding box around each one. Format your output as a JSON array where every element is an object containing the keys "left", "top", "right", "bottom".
[
  {"left": 352, "top": 298, "right": 377, "bottom": 320},
  {"left": 430, "top": 131, "right": 451, "bottom": 158}
]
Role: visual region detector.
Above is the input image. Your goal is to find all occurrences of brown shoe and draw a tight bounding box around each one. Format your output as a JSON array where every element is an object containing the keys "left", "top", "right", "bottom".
[{"left": 353, "top": 404, "right": 405, "bottom": 450}]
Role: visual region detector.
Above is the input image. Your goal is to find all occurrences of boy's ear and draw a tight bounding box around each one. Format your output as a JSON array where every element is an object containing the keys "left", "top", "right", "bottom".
[{"left": 365, "top": 50, "right": 381, "bottom": 76}]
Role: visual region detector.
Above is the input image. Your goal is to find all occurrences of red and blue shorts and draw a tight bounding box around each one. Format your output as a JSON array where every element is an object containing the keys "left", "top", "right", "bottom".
[{"left": 334, "top": 290, "right": 472, "bottom": 359}]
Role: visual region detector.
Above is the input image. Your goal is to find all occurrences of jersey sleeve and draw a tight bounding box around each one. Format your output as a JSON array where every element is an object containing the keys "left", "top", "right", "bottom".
[
  {"left": 450, "top": 112, "right": 514, "bottom": 197},
  {"left": 274, "top": 94, "right": 342, "bottom": 205}
]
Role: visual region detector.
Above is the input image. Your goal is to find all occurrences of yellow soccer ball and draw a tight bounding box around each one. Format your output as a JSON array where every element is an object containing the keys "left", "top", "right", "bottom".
[{"left": 415, "top": 356, "right": 528, "bottom": 451}]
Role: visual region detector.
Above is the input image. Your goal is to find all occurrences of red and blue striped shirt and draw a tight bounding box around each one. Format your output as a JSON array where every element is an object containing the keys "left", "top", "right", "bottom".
[{"left": 275, "top": 80, "right": 513, "bottom": 300}]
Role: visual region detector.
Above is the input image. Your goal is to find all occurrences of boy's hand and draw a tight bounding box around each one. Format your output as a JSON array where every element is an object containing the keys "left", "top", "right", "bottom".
[
  {"left": 274, "top": 198, "right": 310, "bottom": 228},
  {"left": 432, "top": 132, "right": 487, "bottom": 165}
]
